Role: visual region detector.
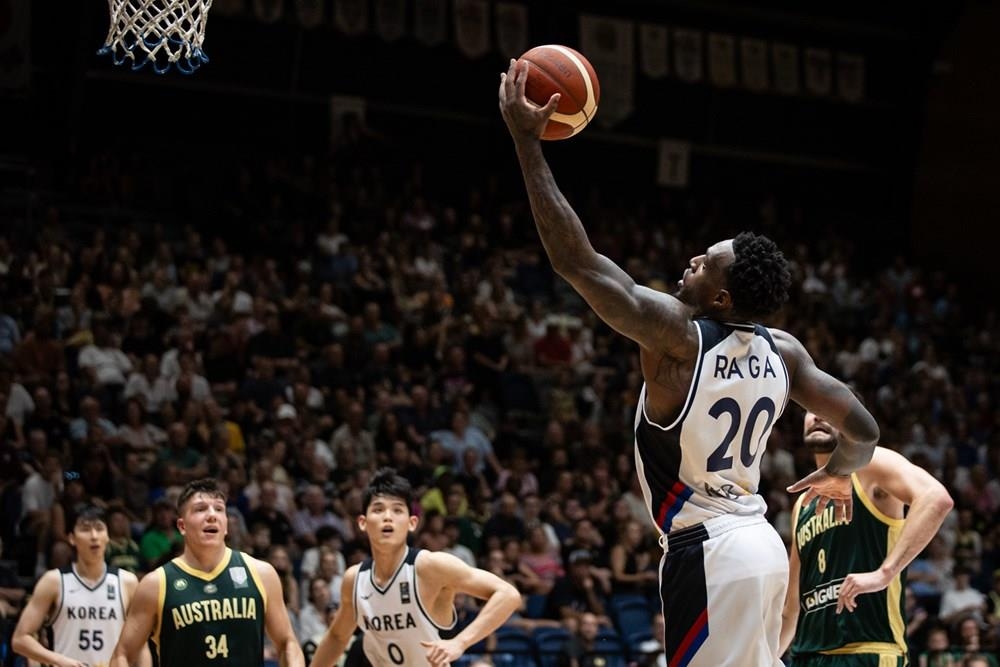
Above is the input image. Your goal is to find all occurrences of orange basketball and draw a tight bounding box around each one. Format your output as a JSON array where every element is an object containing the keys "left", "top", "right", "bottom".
[{"left": 517, "top": 44, "right": 601, "bottom": 141}]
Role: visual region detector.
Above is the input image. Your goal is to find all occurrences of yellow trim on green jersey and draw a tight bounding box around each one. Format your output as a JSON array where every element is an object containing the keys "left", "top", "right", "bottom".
[
  {"left": 170, "top": 548, "right": 232, "bottom": 581},
  {"left": 820, "top": 641, "right": 904, "bottom": 656},
  {"left": 152, "top": 567, "right": 166, "bottom": 648},
  {"left": 852, "top": 475, "right": 904, "bottom": 528}
]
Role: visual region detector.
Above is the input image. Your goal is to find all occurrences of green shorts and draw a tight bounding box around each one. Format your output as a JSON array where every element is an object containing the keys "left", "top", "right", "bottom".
[{"left": 788, "top": 654, "right": 906, "bottom": 667}]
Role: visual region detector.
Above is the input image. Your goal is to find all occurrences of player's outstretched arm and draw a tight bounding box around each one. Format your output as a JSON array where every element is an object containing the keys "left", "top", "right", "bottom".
[
  {"left": 836, "top": 447, "right": 953, "bottom": 613},
  {"left": 250, "top": 556, "right": 305, "bottom": 667},
  {"left": 111, "top": 569, "right": 161, "bottom": 667},
  {"left": 778, "top": 331, "right": 879, "bottom": 518},
  {"left": 498, "top": 59, "right": 693, "bottom": 353},
  {"left": 11, "top": 570, "right": 81, "bottom": 667},
  {"left": 311, "top": 566, "right": 359, "bottom": 667},
  {"left": 418, "top": 551, "right": 521, "bottom": 666}
]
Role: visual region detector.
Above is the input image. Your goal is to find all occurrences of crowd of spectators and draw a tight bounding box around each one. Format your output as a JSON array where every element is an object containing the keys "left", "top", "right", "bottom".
[{"left": 0, "top": 122, "right": 997, "bottom": 666}]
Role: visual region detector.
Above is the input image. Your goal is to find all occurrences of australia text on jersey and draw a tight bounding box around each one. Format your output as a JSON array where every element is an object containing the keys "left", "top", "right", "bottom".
[
  {"left": 170, "top": 596, "right": 258, "bottom": 629},
  {"left": 797, "top": 504, "right": 849, "bottom": 548}
]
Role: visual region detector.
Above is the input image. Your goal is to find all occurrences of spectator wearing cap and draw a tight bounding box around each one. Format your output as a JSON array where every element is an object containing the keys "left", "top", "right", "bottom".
[{"left": 546, "top": 549, "right": 611, "bottom": 627}]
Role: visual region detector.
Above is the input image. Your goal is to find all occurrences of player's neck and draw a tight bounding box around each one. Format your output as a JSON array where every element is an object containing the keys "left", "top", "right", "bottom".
[
  {"left": 371, "top": 543, "right": 408, "bottom": 585},
  {"left": 180, "top": 544, "right": 229, "bottom": 572},
  {"left": 74, "top": 558, "right": 107, "bottom": 584},
  {"left": 813, "top": 453, "right": 831, "bottom": 468}
]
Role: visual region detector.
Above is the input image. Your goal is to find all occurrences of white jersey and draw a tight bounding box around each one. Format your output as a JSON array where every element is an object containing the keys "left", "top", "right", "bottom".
[
  {"left": 49, "top": 564, "right": 127, "bottom": 667},
  {"left": 354, "top": 547, "right": 456, "bottom": 667},
  {"left": 635, "top": 319, "right": 789, "bottom": 534}
]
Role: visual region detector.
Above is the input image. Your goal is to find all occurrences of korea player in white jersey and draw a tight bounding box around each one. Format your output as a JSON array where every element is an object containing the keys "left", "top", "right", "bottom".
[
  {"left": 13, "top": 505, "right": 148, "bottom": 667},
  {"left": 312, "top": 469, "right": 520, "bottom": 667},
  {"left": 499, "top": 60, "right": 880, "bottom": 667}
]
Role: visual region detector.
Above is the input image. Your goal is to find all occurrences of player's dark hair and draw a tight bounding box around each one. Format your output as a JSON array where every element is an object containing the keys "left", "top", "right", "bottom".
[
  {"left": 177, "top": 478, "right": 227, "bottom": 513},
  {"left": 727, "top": 231, "right": 791, "bottom": 320},
  {"left": 73, "top": 505, "right": 107, "bottom": 529},
  {"left": 363, "top": 467, "right": 413, "bottom": 513}
]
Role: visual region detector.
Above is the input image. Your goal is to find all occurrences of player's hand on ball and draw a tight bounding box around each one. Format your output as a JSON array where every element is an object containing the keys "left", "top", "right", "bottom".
[
  {"left": 836, "top": 569, "right": 892, "bottom": 614},
  {"left": 499, "top": 59, "right": 560, "bottom": 141},
  {"left": 420, "top": 638, "right": 465, "bottom": 666},
  {"left": 787, "top": 469, "right": 854, "bottom": 523}
]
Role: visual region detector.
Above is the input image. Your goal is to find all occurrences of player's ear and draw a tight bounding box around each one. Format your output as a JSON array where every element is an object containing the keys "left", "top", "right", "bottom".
[
  {"left": 177, "top": 517, "right": 185, "bottom": 535},
  {"left": 713, "top": 288, "right": 732, "bottom": 311},
  {"left": 357, "top": 514, "right": 367, "bottom": 532},
  {"left": 407, "top": 515, "right": 419, "bottom": 532}
]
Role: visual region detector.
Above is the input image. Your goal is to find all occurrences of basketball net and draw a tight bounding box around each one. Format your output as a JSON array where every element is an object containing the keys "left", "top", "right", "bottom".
[{"left": 98, "top": 0, "right": 214, "bottom": 74}]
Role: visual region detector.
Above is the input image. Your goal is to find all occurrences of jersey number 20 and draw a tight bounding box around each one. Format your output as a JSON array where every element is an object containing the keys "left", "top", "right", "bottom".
[{"left": 706, "top": 397, "right": 776, "bottom": 472}]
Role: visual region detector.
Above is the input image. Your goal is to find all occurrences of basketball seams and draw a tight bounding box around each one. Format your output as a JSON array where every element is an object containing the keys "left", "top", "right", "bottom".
[
  {"left": 547, "top": 45, "right": 597, "bottom": 121},
  {"left": 523, "top": 60, "right": 588, "bottom": 123}
]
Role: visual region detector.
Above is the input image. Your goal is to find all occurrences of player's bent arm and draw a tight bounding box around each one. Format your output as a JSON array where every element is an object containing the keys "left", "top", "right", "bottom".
[
  {"left": 248, "top": 555, "right": 305, "bottom": 667},
  {"left": 779, "top": 529, "right": 802, "bottom": 656},
  {"left": 421, "top": 551, "right": 521, "bottom": 652},
  {"left": 868, "top": 448, "right": 954, "bottom": 580},
  {"left": 775, "top": 331, "right": 878, "bottom": 475},
  {"left": 311, "top": 566, "right": 359, "bottom": 667},
  {"left": 11, "top": 570, "right": 70, "bottom": 667},
  {"left": 110, "top": 569, "right": 161, "bottom": 667}
]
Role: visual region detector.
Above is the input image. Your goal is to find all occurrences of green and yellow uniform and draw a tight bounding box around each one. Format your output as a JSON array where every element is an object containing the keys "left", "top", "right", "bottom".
[
  {"left": 152, "top": 548, "right": 266, "bottom": 667},
  {"left": 789, "top": 475, "right": 907, "bottom": 667}
]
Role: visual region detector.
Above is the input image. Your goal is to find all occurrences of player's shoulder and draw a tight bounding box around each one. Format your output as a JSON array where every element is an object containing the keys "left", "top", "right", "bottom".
[
  {"left": 414, "top": 549, "right": 467, "bottom": 576},
  {"left": 32, "top": 568, "right": 63, "bottom": 596},
  {"left": 238, "top": 550, "right": 277, "bottom": 580},
  {"left": 118, "top": 568, "right": 140, "bottom": 586}
]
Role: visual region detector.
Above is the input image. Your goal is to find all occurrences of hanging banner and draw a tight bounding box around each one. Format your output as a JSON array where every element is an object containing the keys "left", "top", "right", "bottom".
[
  {"left": 657, "top": 139, "right": 691, "bottom": 188},
  {"left": 374, "top": 0, "right": 405, "bottom": 42},
  {"left": 495, "top": 2, "right": 527, "bottom": 58},
  {"left": 295, "top": 0, "right": 324, "bottom": 28},
  {"left": 334, "top": 0, "right": 369, "bottom": 34},
  {"left": 837, "top": 52, "right": 865, "bottom": 103},
  {"left": 707, "top": 33, "right": 735, "bottom": 88},
  {"left": 580, "top": 14, "right": 634, "bottom": 128},
  {"left": 740, "top": 37, "right": 768, "bottom": 92},
  {"left": 672, "top": 28, "right": 703, "bottom": 83},
  {"left": 454, "top": 0, "right": 490, "bottom": 59},
  {"left": 639, "top": 23, "right": 668, "bottom": 79},
  {"left": 253, "top": 0, "right": 283, "bottom": 23},
  {"left": 804, "top": 48, "right": 832, "bottom": 96},
  {"left": 414, "top": 0, "right": 447, "bottom": 46},
  {"left": 771, "top": 42, "right": 799, "bottom": 95},
  {"left": 0, "top": 0, "right": 30, "bottom": 91},
  {"left": 212, "top": 0, "right": 245, "bottom": 16}
]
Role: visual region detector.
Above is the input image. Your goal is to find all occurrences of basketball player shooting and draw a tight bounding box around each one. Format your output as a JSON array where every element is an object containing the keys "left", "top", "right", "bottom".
[
  {"left": 311, "top": 468, "right": 520, "bottom": 667},
  {"left": 499, "top": 57, "right": 880, "bottom": 666}
]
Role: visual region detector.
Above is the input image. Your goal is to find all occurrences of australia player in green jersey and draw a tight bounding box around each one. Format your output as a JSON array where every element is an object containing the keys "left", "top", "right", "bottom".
[
  {"left": 110, "top": 479, "right": 304, "bottom": 667},
  {"left": 780, "top": 408, "right": 953, "bottom": 666}
]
